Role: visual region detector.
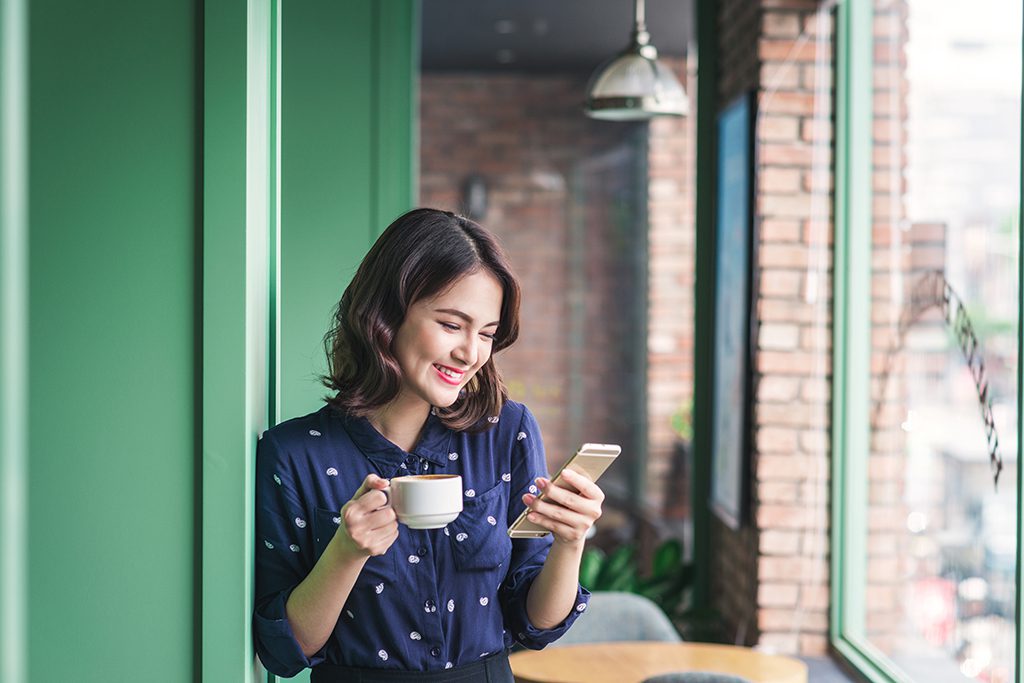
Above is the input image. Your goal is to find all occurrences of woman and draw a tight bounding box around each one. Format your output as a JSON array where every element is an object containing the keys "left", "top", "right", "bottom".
[{"left": 253, "top": 209, "right": 604, "bottom": 681}]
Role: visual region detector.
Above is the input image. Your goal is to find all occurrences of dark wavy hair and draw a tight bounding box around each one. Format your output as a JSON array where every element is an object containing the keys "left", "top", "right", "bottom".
[{"left": 322, "top": 208, "right": 521, "bottom": 431}]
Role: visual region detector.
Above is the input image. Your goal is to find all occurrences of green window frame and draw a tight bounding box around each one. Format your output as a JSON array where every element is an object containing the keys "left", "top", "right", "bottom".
[
  {"left": 1, "top": 0, "right": 28, "bottom": 679},
  {"left": 202, "top": 1, "right": 415, "bottom": 680},
  {"left": 830, "top": 1, "right": 1024, "bottom": 681}
]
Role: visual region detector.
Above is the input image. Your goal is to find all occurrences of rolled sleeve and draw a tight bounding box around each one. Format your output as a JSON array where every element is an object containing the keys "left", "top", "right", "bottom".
[
  {"left": 253, "top": 431, "right": 327, "bottom": 676},
  {"left": 253, "top": 587, "right": 326, "bottom": 676},
  {"left": 500, "top": 406, "right": 592, "bottom": 650}
]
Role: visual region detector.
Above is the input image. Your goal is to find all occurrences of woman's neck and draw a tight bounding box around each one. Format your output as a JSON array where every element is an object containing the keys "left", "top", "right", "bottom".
[{"left": 368, "top": 395, "right": 431, "bottom": 453}]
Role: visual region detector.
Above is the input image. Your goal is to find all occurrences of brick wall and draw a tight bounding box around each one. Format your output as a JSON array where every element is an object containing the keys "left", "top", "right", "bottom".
[
  {"left": 419, "top": 74, "right": 648, "bottom": 490},
  {"left": 710, "top": 0, "right": 838, "bottom": 654},
  {"left": 709, "top": 0, "right": 911, "bottom": 657},
  {"left": 647, "top": 56, "right": 697, "bottom": 515}
]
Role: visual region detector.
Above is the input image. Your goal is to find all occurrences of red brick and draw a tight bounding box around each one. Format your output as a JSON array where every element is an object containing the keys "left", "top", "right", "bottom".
[
  {"left": 758, "top": 504, "right": 814, "bottom": 529},
  {"left": 760, "top": 64, "right": 801, "bottom": 92},
  {"left": 801, "top": 63, "right": 833, "bottom": 91},
  {"left": 800, "top": 325, "right": 831, "bottom": 351},
  {"left": 758, "top": 453, "right": 814, "bottom": 479},
  {"left": 760, "top": 91, "right": 817, "bottom": 116},
  {"left": 762, "top": 12, "right": 802, "bottom": 38},
  {"left": 759, "top": 299, "right": 822, "bottom": 324},
  {"left": 760, "top": 167, "right": 802, "bottom": 193},
  {"left": 801, "top": 118, "right": 832, "bottom": 143},
  {"left": 868, "top": 507, "right": 906, "bottom": 532},
  {"left": 758, "top": 376, "right": 800, "bottom": 402},
  {"left": 758, "top": 350, "right": 831, "bottom": 375},
  {"left": 759, "top": 39, "right": 827, "bottom": 63},
  {"left": 756, "top": 431, "right": 800, "bottom": 457},
  {"left": 759, "top": 482, "right": 800, "bottom": 505},
  {"left": 759, "top": 270, "right": 803, "bottom": 298},
  {"left": 759, "top": 556, "right": 817, "bottom": 581},
  {"left": 867, "top": 556, "right": 900, "bottom": 581},
  {"left": 802, "top": 219, "right": 834, "bottom": 245},
  {"left": 758, "top": 402, "right": 828, "bottom": 429},
  {"left": 759, "top": 582, "right": 800, "bottom": 607},
  {"left": 865, "top": 585, "right": 898, "bottom": 613},
  {"left": 867, "top": 533, "right": 898, "bottom": 556},
  {"left": 801, "top": 11, "right": 834, "bottom": 38},
  {"left": 761, "top": 243, "right": 809, "bottom": 268},
  {"left": 801, "top": 583, "right": 831, "bottom": 611},
  {"left": 799, "top": 428, "right": 830, "bottom": 454},
  {"left": 761, "top": 144, "right": 816, "bottom": 167},
  {"left": 760, "top": 218, "right": 802, "bottom": 242},
  {"left": 759, "top": 323, "right": 801, "bottom": 350}
]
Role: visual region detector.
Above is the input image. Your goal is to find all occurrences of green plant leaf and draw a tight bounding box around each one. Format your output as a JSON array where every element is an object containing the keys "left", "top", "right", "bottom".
[
  {"left": 652, "top": 539, "right": 683, "bottom": 578},
  {"left": 595, "top": 545, "right": 634, "bottom": 590},
  {"left": 579, "top": 548, "right": 605, "bottom": 589},
  {"left": 605, "top": 565, "right": 638, "bottom": 593}
]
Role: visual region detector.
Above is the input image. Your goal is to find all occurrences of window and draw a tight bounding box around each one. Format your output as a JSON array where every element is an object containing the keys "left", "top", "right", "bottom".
[{"left": 833, "top": 1, "right": 1022, "bottom": 681}]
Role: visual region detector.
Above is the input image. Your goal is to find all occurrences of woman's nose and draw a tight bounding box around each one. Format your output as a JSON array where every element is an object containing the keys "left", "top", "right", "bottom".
[{"left": 452, "top": 335, "right": 478, "bottom": 366}]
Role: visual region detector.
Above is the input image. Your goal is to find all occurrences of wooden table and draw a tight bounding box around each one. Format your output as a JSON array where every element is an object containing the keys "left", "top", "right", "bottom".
[{"left": 509, "top": 642, "right": 808, "bottom": 683}]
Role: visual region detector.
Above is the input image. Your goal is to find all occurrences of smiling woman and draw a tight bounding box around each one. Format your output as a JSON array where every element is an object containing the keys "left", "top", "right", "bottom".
[
  {"left": 321, "top": 208, "right": 521, "bottom": 432},
  {"left": 253, "top": 208, "right": 606, "bottom": 682},
  {"left": 389, "top": 271, "right": 506, "bottom": 434}
]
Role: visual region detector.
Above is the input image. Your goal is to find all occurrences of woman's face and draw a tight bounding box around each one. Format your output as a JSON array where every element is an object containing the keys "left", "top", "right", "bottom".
[{"left": 392, "top": 269, "right": 504, "bottom": 411}]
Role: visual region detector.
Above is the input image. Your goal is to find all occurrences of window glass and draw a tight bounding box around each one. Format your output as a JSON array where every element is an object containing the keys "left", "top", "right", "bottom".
[{"left": 860, "top": 1, "right": 1021, "bottom": 680}]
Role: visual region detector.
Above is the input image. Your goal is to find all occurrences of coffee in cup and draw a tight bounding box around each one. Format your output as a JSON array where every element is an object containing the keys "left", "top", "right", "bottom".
[{"left": 386, "top": 474, "right": 463, "bottom": 529}]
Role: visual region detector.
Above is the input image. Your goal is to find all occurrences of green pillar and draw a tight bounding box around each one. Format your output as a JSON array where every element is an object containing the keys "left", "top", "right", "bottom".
[{"left": 27, "top": 0, "right": 199, "bottom": 678}]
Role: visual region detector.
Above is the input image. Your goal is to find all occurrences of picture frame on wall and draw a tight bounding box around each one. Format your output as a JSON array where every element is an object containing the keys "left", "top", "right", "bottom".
[{"left": 710, "top": 92, "right": 758, "bottom": 530}]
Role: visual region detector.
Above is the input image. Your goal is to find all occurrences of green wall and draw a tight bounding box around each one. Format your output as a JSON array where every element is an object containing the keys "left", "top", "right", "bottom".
[
  {"left": 280, "top": 0, "right": 416, "bottom": 419},
  {"left": 3, "top": 0, "right": 415, "bottom": 680},
  {"left": 28, "top": 0, "right": 198, "bottom": 678}
]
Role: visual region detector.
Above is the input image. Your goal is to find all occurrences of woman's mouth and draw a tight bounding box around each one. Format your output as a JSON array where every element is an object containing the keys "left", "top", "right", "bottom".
[{"left": 433, "top": 363, "right": 465, "bottom": 386}]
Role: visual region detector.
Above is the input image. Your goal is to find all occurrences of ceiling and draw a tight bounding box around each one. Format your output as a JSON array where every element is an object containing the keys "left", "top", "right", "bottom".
[{"left": 421, "top": 0, "right": 694, "bottom": 74}]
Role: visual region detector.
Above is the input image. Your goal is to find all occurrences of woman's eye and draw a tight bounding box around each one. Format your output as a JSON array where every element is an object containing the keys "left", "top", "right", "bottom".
[
  {"left": 439, "top": 322, "right": 459, "bottom": 331},
  {"left": 480, "top": 332, "right": 497, "bottom": 341}
]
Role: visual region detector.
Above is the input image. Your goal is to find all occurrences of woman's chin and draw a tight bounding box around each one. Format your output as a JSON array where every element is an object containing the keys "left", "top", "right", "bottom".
[{"left": 434, "top": 394, "right": 461, "bottom": 408}]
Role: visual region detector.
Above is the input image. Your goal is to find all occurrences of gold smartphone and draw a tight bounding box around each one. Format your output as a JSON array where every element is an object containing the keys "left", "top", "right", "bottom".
[{"left": 507, "top": 443, "right": 621, "bottom": 539}]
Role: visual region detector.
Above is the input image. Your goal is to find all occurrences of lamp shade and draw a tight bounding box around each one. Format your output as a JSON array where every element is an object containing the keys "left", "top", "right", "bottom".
[
  {"left": 585, "top": 0, "right": 688, "bottom": 121},
  {"left": 585, "top": 50, "right": 688, "bottom": 120}
]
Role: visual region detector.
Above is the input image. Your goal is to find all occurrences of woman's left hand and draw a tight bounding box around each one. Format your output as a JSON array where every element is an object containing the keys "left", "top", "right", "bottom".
[{"left": 521, "top": 468, "right": 604, "bottom": 547}]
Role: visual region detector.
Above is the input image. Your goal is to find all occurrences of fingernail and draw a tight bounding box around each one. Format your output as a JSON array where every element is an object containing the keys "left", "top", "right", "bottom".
[{"left": 536, "top": 478, "right": 547, "bottom": 489}]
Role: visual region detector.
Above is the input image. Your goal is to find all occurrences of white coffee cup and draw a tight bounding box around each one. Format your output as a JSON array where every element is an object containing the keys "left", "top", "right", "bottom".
[{"left": 385, "top": 474, "right": 463, "bottom": 529}]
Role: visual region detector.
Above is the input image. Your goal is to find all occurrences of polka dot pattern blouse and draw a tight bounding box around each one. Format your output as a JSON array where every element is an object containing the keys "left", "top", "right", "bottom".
[{"left": 252, "top": 400, "right": 590, "bottom": 677}]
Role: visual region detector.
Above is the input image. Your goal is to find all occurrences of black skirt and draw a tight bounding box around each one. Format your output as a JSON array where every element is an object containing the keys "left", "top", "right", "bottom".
[{"left": 310, "top": 651, "right": 515, "bottom": 683}]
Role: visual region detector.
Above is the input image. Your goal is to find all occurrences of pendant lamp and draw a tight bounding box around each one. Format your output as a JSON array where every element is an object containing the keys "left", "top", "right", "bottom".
[{"left": 585, "top": 0, "right": 688, "bottom": 120}]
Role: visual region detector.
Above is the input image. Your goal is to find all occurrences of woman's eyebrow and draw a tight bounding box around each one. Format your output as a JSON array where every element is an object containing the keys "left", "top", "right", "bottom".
[{"left": 434, "top": 308, "right": 500, "bottom": 327}]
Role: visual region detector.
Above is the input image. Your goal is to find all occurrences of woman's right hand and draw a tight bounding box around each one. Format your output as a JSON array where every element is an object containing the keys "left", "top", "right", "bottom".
[{"left": 331, "top": 473, "right": 399, "bottom": 562}]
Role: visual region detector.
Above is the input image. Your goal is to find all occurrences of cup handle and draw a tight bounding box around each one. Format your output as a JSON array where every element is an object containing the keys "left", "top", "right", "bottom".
[{"left": 380, "top": 485, "right": 391, "bottom": 508}]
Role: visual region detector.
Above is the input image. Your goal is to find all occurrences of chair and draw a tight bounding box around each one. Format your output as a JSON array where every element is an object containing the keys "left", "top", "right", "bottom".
[
  {"left": 643, "top": 673, "right": 754, "bottom": 683},
  {"left": 554, "top": 591, "right": 682, "bottom": 646}
]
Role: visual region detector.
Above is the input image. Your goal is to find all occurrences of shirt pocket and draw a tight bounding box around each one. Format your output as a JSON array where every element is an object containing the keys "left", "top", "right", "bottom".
[
  {"left": 313, "top": 507, "right": 397, "bottom": 588},
  {"left": 448, "top": 481, "right": 513, "bottom": 571}
]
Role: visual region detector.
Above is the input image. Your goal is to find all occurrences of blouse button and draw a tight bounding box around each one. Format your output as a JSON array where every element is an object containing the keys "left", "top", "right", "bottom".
[
  {"left": 417, "top": 546, "right": 427, "bottom": 557},
  {"left": 430, "top": 647, "right": 441, "bottom": 657},
  {"left": 425, "top": 599, "right": 436, "bottom": 611}
]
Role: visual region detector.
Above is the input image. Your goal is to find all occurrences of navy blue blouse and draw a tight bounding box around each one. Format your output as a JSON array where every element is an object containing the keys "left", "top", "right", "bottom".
[{"left": 253, "top": 399, "right": 590, "bottom": 677}]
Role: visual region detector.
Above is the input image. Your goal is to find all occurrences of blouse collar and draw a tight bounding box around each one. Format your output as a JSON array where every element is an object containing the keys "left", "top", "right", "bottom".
[{"left": 341, "top": 408, "right": 452, "bottom": 471}]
